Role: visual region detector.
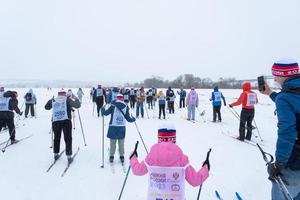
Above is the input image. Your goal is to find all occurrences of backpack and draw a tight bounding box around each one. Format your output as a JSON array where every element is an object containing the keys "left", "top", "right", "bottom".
[{"left": 25, "top": 93, "right": 32, "bottom": 101}]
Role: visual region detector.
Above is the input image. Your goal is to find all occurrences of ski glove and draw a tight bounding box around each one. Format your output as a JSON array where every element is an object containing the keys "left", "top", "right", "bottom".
[
  {"left": 267, "top": 162, "right": 285, "bottom": 181},
  {"left": 19, "top": 111, "right": 23, "bottom": 116}
]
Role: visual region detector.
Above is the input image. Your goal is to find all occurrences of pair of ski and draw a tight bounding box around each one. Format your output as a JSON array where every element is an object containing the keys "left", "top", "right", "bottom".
[
  {"left": 109, "top": 161, "right": 127, "bottom": 174},
  {"left": 221, "top": 131, "right": 263, "bottom": 147},
  {"left": 46, "top": 147, "right": 80, "bottom": 177},
  {"left": 106, "top": 148, "right": 127, "bottom": 174},
  {"left": 215, "top": 190, "right": 244, "bottom": 200},
  {"left": 0, "top": 135, "right": 33, "bottom": 152}
]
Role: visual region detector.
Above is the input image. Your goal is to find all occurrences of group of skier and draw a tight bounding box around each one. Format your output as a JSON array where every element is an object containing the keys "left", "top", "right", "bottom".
[{"left": 0, "top": 59, "right": 299, "bottom": 199}]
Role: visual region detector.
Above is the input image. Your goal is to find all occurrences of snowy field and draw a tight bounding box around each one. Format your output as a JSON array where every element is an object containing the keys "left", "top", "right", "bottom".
[{"left": 0, "top": 88, "right": 278, "bottom": 200}]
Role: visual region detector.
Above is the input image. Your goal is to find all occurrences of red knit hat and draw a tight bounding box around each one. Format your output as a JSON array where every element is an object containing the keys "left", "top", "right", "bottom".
[
  {"left": 116, "top": 94, "right": 124, "bottom": 101},
  {"left": 272, "top": 59, "right": 299, "bottom": 77},
  {"left": 158, "top": 123, "right": 176, "bottom": 143}
]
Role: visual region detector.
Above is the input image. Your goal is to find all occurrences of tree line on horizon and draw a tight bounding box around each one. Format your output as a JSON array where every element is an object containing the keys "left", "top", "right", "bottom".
[{"left": 125, "top": 74, "right": 244, "bottom": 89}]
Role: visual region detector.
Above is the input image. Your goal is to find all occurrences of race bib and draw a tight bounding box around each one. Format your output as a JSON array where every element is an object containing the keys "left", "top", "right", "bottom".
[
  {"left": 124, "top": 95, "right": 129, "bottom": 100},
  {"left": 159, "top": 96, "right": 165, "bottom": 101},
  {"left": 246, "top": 93, "right": 257, "bottom": 106},
  {"left": 96, "top": 89, "right": 104, "bottom": 97},
  {"left": 146, "top": 165, "right": 186, "bottom": 200},
  {"left": 0, "top": 97, "right": 10, "bottom": 112},
  {"left": 111, "top": 106, "right": 127, "bottom": 126},
  {"left": 214, "top": 92, "right": 221, "bottom": 102},
  {"left": 189, "top": 93, "right": 197, "bottom": 105},
  {"left": 52, "top": 97, "right": 68, "bottom": 122}
]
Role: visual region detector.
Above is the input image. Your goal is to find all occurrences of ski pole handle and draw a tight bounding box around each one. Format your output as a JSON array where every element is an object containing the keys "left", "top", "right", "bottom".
[
  {"left": 133, "top": 141, "right": 139, "bottom": 152},
  {"left": 206, "top": 148, "right": 212, "bottom": 160}
]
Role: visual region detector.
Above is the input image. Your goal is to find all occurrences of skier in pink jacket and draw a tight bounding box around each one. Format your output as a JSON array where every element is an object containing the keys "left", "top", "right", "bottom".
[
  {"left": 129, "top": 123, "right": 210, "bottom": 200},
  {"left": 185, "top": 87, "right": 199, "bottom": 120}
]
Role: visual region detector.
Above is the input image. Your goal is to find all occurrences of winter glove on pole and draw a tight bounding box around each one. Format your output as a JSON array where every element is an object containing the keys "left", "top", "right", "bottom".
[
  {"left": 202, "top": 148, "right": 212, "bottom": 171},
  {"left": 129, "top": 141, "right": 139, "bottom": 159},
  {"left": 118, "top": 141, "right": 139, "bottom": 200},
  {"left": 197, "top": 148, "right": 212, "bottom": 200},
  {"left": 267, "top": 162, "right": 286, "bottom": 182}
]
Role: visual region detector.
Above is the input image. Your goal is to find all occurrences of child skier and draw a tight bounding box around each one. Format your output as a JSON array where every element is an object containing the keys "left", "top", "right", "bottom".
[{"left": 129, "top": 124, "right": 210, "bottom": 200}]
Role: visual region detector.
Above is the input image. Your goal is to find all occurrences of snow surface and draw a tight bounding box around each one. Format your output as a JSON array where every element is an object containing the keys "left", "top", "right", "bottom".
[{"left": 0, "top": 88, "right": 278, "bottom": 200}]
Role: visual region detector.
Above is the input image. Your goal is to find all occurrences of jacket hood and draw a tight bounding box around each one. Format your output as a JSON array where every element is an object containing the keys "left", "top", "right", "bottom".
[
  {"left": 29, "top": 89, "right": 33, "bottom": 94},
  {"left": 145, "top": 142, "right": 188, "bottom": 167},
  {"left": 242, "top": 82, "right": 251, "bottom": 91}
]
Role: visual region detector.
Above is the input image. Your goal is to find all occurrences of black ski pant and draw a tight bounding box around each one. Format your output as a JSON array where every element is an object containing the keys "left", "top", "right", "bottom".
[
  {"left": 159, "top": 104, "right": 166, "bottom": 119},
  {"left": 239, "top": 108, "right": 255, "bottom": 141},
  {"left": 25, "top": 104, "right": 35, "bottom": 117},
  {"left": 52, "top": 120, "right": 72, "bottom": 155},
  {"left": 168, "top": 101, "right": 175, "bottom": 114},
  {"left": 130, "top": 96, "right": 136, "bottom": 109},
  {"left": 0, "top": 118, "right": 16, "bottom": 140},
  {"left": 147, "top": 99, "right": 153, "bottom": 109},
  {"left": 179, "top": 98, "right": 185, "bottom": 108},
  {"left": 95, "top": 97, "right": 104, "bottom": 117},
  {"left": 213, "top": 106, "right": 222, "bottom": 121}
]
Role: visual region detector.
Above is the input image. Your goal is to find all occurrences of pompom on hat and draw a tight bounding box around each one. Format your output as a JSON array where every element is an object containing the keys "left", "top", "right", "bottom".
[
  {"left": 272, "top": 58, "right": 299, "bottom": 77},
  {"left": 158, "top": 123, "right": 176, "bottom": 143}
]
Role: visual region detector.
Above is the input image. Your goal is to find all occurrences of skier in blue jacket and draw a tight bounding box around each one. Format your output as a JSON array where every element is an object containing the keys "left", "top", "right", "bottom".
[
  {"left": 210, "top": 86, "right": 226, "bottom": 122},
  {"left": 261, "top": 59, "right": 300, "bottom": 200},
  {"left": 101, "top": 94, "right": 136, "bottom": 163}
]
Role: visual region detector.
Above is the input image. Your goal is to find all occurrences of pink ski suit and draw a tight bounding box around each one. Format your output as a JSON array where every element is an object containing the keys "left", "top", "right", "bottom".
[{"left": 130, "top": 142, "right": 209, "bottom": 187}]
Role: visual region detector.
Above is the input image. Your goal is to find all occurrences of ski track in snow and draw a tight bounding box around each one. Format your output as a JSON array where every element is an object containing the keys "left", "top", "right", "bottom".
[{"left": 0, "top": 88, "right": 277, "bottom": 200}]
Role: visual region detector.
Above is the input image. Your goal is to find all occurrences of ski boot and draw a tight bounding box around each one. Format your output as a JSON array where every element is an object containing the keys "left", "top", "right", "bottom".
[
  {"left": 67, "top": 155, "right": 73, "bottom": 164},
  {"left": 120, "top": 156, "right": 124, "bottom": 163},
  {"left": 109, "top": 156, "right": 114, "bottom": 163},
  {"left": 10, "top": 139, "right": 19, "bottom": 144},
  {"left": 54, "top": 153, "right": 59, "bottom": 161}
]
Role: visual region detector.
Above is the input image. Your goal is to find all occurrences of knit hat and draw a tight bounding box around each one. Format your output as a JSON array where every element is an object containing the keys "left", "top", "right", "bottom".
[
  {"left": 272, "top": 59, "right": 299, "bottom": 77},
  {"left": 116, "top": 94, "right": 124, "bottom": 101},
  {"left": 158, "top": 123, "right": 176, "bottom": 143},
  {"left": 58, "top": 90, "right": 66, "bottom": 96},
  {"left": 0, "top": 87, "right": 4, "bottom": 92}
]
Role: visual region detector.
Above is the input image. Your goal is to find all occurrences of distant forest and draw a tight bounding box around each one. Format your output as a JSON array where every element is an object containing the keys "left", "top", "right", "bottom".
[
  {"left": 1, "top": 74, "right": 247, "bottom": 89},
  {"left": 125, "top": 74, "right": 244, "bottom": 89}
]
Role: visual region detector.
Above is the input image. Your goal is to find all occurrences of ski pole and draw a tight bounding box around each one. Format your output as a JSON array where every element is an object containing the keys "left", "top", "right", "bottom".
[
  {"left": 100, "top": 115, "right": 105, "bottom": 168},
  {"left": 144, "top": 102, "right": 150, "bottom": 119},
  {"left": 256, "top": 144, "right": 293, "bottom": 200},
  {"left": 197, "top": 148, "right": 212, "bottom": 200},
  {"left": 77, "top": 109, "right": 87, "bottom": 146},
  {"left": 1, "top": 126, "right": 17, "bottom": 153},
  {"left": 253, "top": 118, "right": 263, "bottom": 141},
  {"left": 118, "top": 141, "right": 139, "bottom": 200},
  {"left": 92, "top": 103, "right": 95, "bottom": 116},
  {"left": 132, "top": 117, "right": 148, "bottom": 154},
  {"left": 227, "top": 106, "right": 240, "bottom": 120},
  {"left": 275, "top": 176, "right": 293, "bottom": 200},
  {"left": 50, "top": 127, "right": 54, "bottom": 148},
  {"left": 34, "top": 104, "right": 37, "bottom": 118},
  {"left": 72, "top": 110, "right": 76, "bottom": 130}
]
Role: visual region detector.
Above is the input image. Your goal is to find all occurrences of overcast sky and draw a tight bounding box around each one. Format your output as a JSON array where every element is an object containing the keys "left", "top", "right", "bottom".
[{"left": 1, "top": 0, "right": 300, "bottom": 83}]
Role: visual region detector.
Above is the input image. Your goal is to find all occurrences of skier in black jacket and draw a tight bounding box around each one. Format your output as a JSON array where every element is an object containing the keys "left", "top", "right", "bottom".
[
  {"left": 45, "top": 90, "right": 81, "bottom": 163},
  {"left": 0, "top": 91, "right": 23, "bottom": 143}
]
